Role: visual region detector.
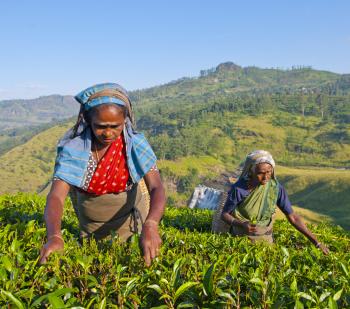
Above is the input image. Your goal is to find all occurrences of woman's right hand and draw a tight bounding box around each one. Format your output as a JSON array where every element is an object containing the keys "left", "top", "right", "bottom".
[
  {"left": 242, "top": 221, "right": 258, "bottom": 234},
  {"left": 39, "top": 236, "right": 64, "bottom": 264}
]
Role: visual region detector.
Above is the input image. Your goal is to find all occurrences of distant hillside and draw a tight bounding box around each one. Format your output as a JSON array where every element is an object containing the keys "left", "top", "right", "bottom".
[
  {"left": 130, "top": 62, "right": 350, "bottom": 107},
  {"left": 140, "top": 107, "right": 349, "bottom": 168},
  {"left": 277, "top": 166, "right": 350, "bottom": 229},
  {"left": 0, "top": 95, "right": 78, "bottom": 132},
  {"left": 0, "top": 118, "right": 74, "bottom": 156},
  {"left": 1, "top": 62, "right": 350, "bottom": 134},
  {"left": 0, "top": 122, "right": 72, "bottom": 193}
]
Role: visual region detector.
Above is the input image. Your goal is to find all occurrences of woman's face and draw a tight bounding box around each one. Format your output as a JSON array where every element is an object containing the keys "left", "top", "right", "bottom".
[
  {"left": 90, "top": 104, "right": 125, "bottom": 147},
  {"left": 252, "top": 163, "right": 273, "bottom": 185}
]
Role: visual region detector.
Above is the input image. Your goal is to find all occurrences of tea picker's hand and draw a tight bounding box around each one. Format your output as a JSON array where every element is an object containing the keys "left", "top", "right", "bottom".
[
  {"left": 39, "top": 235, "right": 64, "bottom": 264},
  {"left": 316, "top": 242, "right": 329, "bottom": 255},
  {"left": 140, "top": 220, "right": 162, "bottom": 267},
  {"left": 242, "top": 221, "right": 258, "bottom": 234}
]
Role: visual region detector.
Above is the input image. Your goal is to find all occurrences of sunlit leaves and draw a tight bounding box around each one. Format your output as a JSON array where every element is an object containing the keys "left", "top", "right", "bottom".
[{"left": 0, "top": 194, "right": 349, "bottom": 307}]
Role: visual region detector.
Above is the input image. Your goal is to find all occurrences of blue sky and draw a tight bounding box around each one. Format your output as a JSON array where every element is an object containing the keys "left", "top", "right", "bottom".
[{"left": 1, "top": 0, "right": 349, "bottom": 100}]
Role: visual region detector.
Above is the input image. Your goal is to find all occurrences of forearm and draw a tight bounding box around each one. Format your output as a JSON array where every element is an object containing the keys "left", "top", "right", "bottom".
[
  {"left": 44, "top": 195, "right": 64, "bottom": 237},
  {"left": 221, "top": 211, "right": 245, "bottom": 227},
  {"left": 288, "top": 213, "right": 318, "bottom": 245},
  {"left": 146, "top": 185, "right": 166, "bottom": 224}
]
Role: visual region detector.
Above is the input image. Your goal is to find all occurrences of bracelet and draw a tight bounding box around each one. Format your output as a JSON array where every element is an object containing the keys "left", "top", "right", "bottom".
[
  {"left": 48, "top": 234, "right": 64, "bottom": 241},
  {"left": 143, "top": 219, "right": 159, "bottom": 226}
]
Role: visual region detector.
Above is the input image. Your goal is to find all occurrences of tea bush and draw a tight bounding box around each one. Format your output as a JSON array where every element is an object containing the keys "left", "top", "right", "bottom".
[{"left": 0, "top": 193, "right": 349, "bottom": 308}]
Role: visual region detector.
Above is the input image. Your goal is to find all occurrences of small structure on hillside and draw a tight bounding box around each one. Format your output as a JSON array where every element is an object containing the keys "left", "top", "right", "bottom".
[
  {"left": 187, "top": 165, "right": 242, "bottom": 233},
  {"left": 188, "top": 172, "right": 239, "bottom": 233},
  {"left": 187, "top": 184, "right": 231, "bottom": 233},
  {"left": 188, "top": 185, "right": 224, "bottom": 210},
  {"left": 188, "top": 171, "right": 238, "bottom": 211}
]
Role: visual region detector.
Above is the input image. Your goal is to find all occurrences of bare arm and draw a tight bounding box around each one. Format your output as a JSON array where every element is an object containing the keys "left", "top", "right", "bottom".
[
  {"left": 144, "top": 170, "right": 166, "bottom": 223},
  {"left": 39, "top": 179, "right": 71, "bottom": 264},
  {"left": 287, "top": 212, "right": 329, "bottom": 255},
  {"left": 141, "top": 170, "right": 166, "bottom": 266}
]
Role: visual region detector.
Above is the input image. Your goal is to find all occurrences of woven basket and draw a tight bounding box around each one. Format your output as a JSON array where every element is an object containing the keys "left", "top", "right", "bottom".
[
  {"left": 211, "top": 191, "right": 231, "bottom": 233},
  {"left": 139, "top": 178, "right": 150, "bottom": 214}
]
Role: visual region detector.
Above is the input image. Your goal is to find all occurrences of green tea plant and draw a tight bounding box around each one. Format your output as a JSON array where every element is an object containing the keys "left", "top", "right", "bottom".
[{"left": 0, "top": 193, "right": 349, "bottom": 308}]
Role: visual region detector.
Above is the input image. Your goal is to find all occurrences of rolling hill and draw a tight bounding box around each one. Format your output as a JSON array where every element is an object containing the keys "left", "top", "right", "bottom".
[
  {"left": 1, "top": 62, "right": 350, "bottom": 133},
  {"left": 0, "top": 95, "right": 78, "bottom": 132},
  {"left": 0, "top": 122, "right": 72, "bottom": 193}
]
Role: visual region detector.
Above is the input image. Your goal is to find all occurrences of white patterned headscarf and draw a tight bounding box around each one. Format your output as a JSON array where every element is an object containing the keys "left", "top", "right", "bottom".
[{"left": 239, "top": 150, "right": 276, "bottom": 180}]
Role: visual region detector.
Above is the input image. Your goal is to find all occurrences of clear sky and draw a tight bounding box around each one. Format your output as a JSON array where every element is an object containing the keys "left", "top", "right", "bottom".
[{"left": 1, "top": 0, "right": 349, "bottom": 100}]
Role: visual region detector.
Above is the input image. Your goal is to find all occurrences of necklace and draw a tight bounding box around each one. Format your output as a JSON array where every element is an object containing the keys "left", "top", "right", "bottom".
[{"left": 94, "top": 142, "right": 100, "bottom": 163}]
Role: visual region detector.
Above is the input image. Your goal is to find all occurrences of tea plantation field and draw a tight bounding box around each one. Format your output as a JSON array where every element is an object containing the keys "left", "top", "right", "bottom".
[{"left": 0, "top": 194, "right": 349, "bottom": 308}]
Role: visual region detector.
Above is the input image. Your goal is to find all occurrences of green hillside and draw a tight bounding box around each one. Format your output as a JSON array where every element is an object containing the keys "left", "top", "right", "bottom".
[
  {"left": 130, "top": 63, "right": 350, "bottom": 115},
  {"left": 277, "top": 166, "right": 350, "bottom": 229},
  {"left": 0, "top": 95, "right": 78, "bottom": 132},
  {"left": 131, "top": 63, "right": 344, "bottom": 106},
  {"left": 139, "top": 108, "right": 349, "bottom": 166},
  {"left": 0, "top": 194, "right": 349, "bottom": 308},
  {"left": 1, "top": 62, "right": 350, "bottom": 135},
  {"left": 0, "top": 122, "right": 72, "bottom": 193},
  {"left": 0, "top": 119, "right": 74, "bottom": 156},
  {"left": 1, "top": 62, "right": 349, "bottom": 157}
]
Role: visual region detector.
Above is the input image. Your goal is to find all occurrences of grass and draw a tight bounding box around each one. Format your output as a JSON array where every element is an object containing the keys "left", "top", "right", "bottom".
[
  {"left": 158, "top": 155, "right": 229, "bottom": 178},
  {"left": 232, "top": 114, "right": 350, "bottom": 167},
  {"left": 277, "top": 166, "right": 350, "bottom": 229}
]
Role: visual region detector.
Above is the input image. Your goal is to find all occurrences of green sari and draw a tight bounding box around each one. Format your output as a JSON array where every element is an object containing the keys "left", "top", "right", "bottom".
[
  {"left": 231, "top": 179, "right": 279, "bottom": 243},
  {"left": 233, "top": 179, "right": 279, "bottom": 227}
]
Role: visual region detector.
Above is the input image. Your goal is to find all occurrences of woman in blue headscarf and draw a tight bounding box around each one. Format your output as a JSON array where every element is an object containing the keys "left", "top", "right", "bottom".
[{"left": 39, "top": 83, "right": 166, "bottom": 266}]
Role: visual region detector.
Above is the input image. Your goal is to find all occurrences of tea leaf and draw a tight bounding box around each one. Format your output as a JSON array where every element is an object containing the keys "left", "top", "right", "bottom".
[
  {"left": 1, "top": 290, "right": 25, "bottom": 309},
  {"left": 174, "top": 281, "right": 198, "bottom": 302}
]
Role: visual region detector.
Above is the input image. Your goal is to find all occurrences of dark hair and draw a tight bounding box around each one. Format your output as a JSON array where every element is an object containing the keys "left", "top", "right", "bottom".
[{"left": 71, "top": 104, "right": 128, "bottom": 138}]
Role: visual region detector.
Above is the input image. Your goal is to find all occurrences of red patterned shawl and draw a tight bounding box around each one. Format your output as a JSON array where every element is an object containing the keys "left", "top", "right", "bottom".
[{"left": 87, "top": 134, "right": 129, "bottom": 195}]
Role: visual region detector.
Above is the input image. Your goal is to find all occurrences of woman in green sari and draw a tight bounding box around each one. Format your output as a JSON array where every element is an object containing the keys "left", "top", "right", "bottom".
[{"left": 221, "top": 150, "right": 329, "bottom": 254}]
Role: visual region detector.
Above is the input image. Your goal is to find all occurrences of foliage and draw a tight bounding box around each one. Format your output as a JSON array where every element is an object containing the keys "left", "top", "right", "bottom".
[
  {"left": 137, "top": 95, "right": 350, "bottom": 167},
  {"left": 0, "top": 193, "right": 349, "bottom": 308},
  {"left": 177, "top": 168, "right": 200, "bottom": 194}
]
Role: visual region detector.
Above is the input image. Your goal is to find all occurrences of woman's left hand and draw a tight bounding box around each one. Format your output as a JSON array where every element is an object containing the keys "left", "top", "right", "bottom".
[{"left": 140, "top": 221, "right": 162, "bottom": 267}]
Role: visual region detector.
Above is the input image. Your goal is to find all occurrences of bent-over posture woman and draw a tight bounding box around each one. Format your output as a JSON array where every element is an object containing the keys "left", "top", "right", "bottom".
[
  {"left": 39, "top": 83, "right": 166, "bottom": 266},
  {"left": 221, "top": 150, "right": 329, "bottom": 254}
]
